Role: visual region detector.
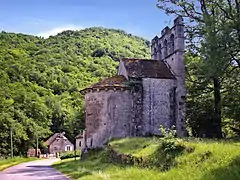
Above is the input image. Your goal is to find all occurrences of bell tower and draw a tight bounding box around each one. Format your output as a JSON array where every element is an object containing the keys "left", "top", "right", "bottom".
[{"left": 151, "top": 16, "right": 186, "bottom": 136}]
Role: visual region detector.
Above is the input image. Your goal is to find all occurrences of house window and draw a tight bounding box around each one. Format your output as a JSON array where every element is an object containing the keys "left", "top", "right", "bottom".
[
  {"left": 65, "top": 145, "right": 71, "bottom": 151},
  {"left": 79, "top": 141, "right": 81, "bottom": 147},
  {"left": 54, "top": 147, "right": 58, "bottom": 151}
]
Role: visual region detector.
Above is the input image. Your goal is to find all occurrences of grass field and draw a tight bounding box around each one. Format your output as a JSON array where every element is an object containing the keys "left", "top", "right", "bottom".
[
  {"left": 0, "top": 157, "right": 38, "bottom": 171},
  {"left": 53, "top": 137, "right": 240, "bottom": 180}
]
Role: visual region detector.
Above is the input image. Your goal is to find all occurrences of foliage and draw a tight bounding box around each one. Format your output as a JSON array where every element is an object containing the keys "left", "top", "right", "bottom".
[
  {"left": 158, "top": 125, "right": 186, "bottom": 167},
  {"left": 53, "top": 137, "right": 240, "bottom": 180},
  {"left": 159, "top": 125, "right": 177, "bottom": 139},
  {"left": 185, "top": 52, "right": 240, "bottom": 138},
  {"left": 60, "top": 150, "right": 81, "bottom": 160},
  {"left": 157, "top": 0, "right": 240, "bottom": 137},
  {"left": 105, "top": 138, "right": 187, "bottom": 171},
  {"left": 0, "top": 28, "right": 150, "bottom": 156}
]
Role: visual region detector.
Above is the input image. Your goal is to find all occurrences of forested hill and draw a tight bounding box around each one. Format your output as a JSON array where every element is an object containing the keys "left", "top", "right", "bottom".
[{"left": 0, "top": 27, "right": 150, "bottom": 156}]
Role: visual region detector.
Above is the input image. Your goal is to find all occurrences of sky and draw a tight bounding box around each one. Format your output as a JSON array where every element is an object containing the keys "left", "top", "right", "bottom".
[{"left": 0, "top": 0, "right": 175, "bottom": 40}]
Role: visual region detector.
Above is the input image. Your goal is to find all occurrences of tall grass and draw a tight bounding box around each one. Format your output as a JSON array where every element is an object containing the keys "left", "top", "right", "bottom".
[
  {"left": 53, "top": 137, "right": 240, "bottom": 180},
  {"left": 0, "top": 157, "right": 38, "bottom": 171}
]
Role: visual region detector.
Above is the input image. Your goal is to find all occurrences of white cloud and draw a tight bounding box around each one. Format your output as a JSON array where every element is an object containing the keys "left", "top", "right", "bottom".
[{"left": 36, "top": 25, "right": 83, "bottom": 38}]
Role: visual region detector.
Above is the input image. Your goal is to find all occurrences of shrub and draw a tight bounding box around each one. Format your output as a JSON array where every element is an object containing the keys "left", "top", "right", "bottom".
[{"left": 60, "top": 150, "right": 81, "bottom": 160}]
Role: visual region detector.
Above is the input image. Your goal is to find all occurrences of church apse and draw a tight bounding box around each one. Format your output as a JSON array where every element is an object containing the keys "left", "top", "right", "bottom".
[{"left": 81, "top": 76, "right": 133, "bottom": 147}]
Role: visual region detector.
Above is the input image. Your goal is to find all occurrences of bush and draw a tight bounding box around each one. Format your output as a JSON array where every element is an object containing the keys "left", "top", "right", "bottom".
[{"left": 60, "top": 150, "right": 81, "bottom": 160}]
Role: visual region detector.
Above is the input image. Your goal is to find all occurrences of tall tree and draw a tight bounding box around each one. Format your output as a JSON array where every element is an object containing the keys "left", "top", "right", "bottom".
[
  {"left": 0, "top": 28, "right": 150, "bottom": 156},
  {"left": 157, "top": 0, "right": 240, "bottom": 137}
]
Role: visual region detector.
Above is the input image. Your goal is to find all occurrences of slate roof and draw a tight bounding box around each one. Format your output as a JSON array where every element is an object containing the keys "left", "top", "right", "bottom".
[
  {"left": 80, "top": 59, "right": 175, "bottom": 93},
  {"left": 44, "top": 133, "right": 59, "bottom": 146},
  {"left": 44, "top": 132, "right": 67, "bottom": 146},
  {"left": 75, "top": 133, "right": 83, "bottom": 139},
  {"left": 121, "top": 58, "right": 176, "bottom": 79}
]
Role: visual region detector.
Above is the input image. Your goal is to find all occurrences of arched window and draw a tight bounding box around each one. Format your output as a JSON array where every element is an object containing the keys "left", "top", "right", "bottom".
[
  {"left": 164, "top": 39, "right": 168, "bottom": 57},
  {"left": 151, "top": 44, "right": 155, "bottom": 54},
  {"left": 170, "top": 34, "right": 174, "bottom": 53},
  {"left": 158, "top": 43, "right": 162, "bottom": 60}
]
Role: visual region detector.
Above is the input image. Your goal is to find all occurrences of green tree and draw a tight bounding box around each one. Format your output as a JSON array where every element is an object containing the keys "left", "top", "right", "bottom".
[
  {"left": 0, "top": 28, "right": 150, "bottom": 156},
  {"left": 157, "top": 0, "right": 240, "bottom": 137}
]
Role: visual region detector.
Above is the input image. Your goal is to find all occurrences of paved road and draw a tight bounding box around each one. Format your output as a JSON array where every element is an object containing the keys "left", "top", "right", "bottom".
[{"left": 0, "top": 158, "right": 70, "bottom": 180}]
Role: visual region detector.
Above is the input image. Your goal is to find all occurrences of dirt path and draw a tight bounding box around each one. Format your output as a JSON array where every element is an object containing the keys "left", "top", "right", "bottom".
[{"left": 0, "top": 158, "right": 70, "bottom": 180}]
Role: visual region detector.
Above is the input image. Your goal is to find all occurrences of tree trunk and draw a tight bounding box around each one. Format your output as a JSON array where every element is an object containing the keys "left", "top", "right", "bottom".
[{"left": 212, "top": 77, "right": 222, "bottom": 138}]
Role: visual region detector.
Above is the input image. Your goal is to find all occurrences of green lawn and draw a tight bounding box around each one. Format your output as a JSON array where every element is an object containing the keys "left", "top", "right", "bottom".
[
  {"left": 0, "top": 157, "right": 38, "bottom": 171},
  {"left": 53, "top": 137, "right": 240, "bottom": 180}
]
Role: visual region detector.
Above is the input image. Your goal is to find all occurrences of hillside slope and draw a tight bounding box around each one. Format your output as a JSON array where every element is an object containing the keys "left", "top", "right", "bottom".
[
  {"left": 54, "top": 137, "right": 240, "bottom": 180},
  {"left": 0, "top": 28, "right": 150, "bottom": 156}
]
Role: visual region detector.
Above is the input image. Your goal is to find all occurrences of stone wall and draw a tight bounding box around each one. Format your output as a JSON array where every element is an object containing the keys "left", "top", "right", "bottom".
[
  {"left": 165, "top": 51, "right": 186, "bottom": 136},
  {"left": 150, "top": 16, "right": 187, "bottom": 136},
  {"left": 84, "top": 89, "right": 133, "bottom": 147},
  {"left": 130, "top": 79, "right": 143, "bottom": 136},
  {"left": 141, "top": 78, "right": 177, "bottom": 135}
]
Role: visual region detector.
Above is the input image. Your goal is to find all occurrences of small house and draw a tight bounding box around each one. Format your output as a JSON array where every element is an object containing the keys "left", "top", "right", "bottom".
[{"left": 44, "top": 132, "right": 74, "bottom": 154}]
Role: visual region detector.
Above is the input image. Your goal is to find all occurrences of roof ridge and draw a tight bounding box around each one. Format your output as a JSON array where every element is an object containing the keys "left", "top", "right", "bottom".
[
  {"left": 163, "top": 60, "right": 177, "bottom": 77},
  {"left": 122, "top": 58, "right": 153, "bottom": 61}
]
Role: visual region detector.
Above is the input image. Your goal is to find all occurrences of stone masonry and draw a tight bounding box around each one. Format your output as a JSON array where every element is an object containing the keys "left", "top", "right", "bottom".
[
  {"left": 151, "top": 16, "right": 186, "bottom": 136},
  {"left": 78, "top": 16, "right": 187, "bottom": 148}
]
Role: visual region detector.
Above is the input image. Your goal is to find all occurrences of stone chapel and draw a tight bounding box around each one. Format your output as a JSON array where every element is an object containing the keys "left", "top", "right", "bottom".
[{"left": 78, "top": 16, "right": 187, "bottom": 148}]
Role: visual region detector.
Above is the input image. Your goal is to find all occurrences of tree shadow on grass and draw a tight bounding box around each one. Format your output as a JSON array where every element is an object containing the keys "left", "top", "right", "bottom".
[
  {"left": 201, "top": 156, "right": 240, "bottom": 180},
  {"left": 54, "top": 158, "right": 120, "bottom": 179}
]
